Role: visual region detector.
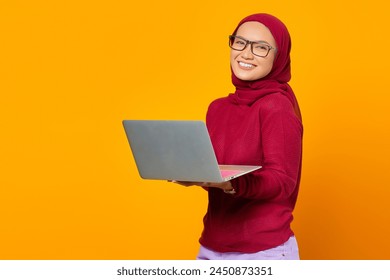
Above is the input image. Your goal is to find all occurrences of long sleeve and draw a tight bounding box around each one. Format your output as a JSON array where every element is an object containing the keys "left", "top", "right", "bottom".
[
  {"left": 232, "top": 94, "right": 303, "bottom": 201},
  {"left": 200, "top": 92, "right": 303, "bottom": 253}
]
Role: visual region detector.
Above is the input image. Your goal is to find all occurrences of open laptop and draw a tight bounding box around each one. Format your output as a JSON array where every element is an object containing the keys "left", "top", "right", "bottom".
[{"left": 122, "top": 120, "right": 261, "bottom": 182}]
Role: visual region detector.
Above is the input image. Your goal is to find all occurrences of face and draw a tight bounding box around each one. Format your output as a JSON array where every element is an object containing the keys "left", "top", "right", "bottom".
[{"left": 230, "top": 21, "right": 277, "bottom": 81}]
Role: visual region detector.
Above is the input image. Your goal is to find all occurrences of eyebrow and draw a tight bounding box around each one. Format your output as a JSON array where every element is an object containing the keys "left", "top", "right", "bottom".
[{"left": 234, "top": 35, "right": 272, "bottom": 46}]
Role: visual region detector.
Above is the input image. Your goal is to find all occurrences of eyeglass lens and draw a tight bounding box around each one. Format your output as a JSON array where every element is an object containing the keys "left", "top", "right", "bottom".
[{"left": 229, "top": 36, "right": 271, "bottom": 57}]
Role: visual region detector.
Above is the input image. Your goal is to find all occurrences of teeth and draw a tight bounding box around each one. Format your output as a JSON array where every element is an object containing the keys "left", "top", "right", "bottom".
[{"left": 239, "top": 62, "right": 254, "bottom": 68}]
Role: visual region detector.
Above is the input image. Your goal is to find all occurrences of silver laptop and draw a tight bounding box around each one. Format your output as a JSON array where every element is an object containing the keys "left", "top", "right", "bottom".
[{"left": 122, "top": 120, "right": 261, "bottom": 182}]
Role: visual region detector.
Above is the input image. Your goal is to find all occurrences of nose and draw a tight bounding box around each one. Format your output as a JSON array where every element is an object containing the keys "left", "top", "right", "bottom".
[{"left": 240, "top": 43, "right": 254, "bottom": 59}]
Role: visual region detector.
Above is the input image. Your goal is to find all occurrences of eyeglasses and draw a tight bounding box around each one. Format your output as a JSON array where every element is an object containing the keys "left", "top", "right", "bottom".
[{"left": 229, "top": 35, "right": 276, "bottom": 58}]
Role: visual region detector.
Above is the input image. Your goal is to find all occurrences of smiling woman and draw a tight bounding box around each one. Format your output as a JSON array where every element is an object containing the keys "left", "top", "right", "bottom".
[
  {"left": 229, "top": 22, "right": 276, "bottom": 81},
  {"left": 2, "top": 0, "right": 389, "bottom": 261},
  {"left": 170, "top": 13, "right": 303, "bottom": 260}
]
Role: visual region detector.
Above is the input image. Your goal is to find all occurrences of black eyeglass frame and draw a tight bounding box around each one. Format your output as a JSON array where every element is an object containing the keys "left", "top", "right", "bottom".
[{"left": 228, "top": 35, "right": 277, "bottom": 58}]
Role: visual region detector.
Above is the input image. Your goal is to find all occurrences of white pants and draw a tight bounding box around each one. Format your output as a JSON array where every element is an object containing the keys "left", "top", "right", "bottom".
[{"left": 197, "top": 235, "right": 300, "bottom": 260}]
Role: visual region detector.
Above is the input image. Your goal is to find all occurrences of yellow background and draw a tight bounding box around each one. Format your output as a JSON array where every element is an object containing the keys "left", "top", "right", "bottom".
[{"left": 1, "top": 0, "right": 390, "bottom": 259}]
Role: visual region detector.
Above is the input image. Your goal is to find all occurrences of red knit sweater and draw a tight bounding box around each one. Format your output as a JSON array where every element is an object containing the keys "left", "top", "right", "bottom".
[{"left": 199, "top": 92, "right": 303, "bottom": 253}]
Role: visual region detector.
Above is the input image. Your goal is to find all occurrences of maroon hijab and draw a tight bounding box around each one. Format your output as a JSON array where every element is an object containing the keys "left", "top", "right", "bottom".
[{"left": 229, "top": 13, "right": 301, "bottom": 120}]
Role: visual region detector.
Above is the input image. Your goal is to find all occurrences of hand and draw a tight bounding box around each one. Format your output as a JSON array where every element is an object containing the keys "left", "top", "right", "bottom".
[
  {"left": 168, "top": 180, "right": 233, "bottom": 191},
  {"left": 167, "top": 180, "right": 198, "bottom": 187}
]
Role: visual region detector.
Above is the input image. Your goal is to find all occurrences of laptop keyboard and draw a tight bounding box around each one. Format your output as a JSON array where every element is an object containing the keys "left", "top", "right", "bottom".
[{"left": 220, "top": 169, "right": 241, "bottom": 178}]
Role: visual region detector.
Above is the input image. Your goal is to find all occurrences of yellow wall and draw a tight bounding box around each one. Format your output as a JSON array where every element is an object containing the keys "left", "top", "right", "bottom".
[{"left": 1, "top": 0, "right": 389, "bottom": 259}]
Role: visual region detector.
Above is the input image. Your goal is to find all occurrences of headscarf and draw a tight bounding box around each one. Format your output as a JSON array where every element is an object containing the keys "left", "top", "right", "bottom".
[{"left": 229, "top": 13, "right": 301, "bottom": 120}]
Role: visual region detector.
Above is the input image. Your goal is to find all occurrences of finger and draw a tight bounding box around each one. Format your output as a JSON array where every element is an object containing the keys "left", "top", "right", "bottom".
[{"left": 174, "top": 181, "right": 194, "bottom": 187}]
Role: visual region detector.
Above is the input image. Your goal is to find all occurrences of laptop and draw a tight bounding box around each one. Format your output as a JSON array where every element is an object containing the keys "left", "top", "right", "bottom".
[{"left": 122, "top": 120, "right": 261, "bottom": 182}]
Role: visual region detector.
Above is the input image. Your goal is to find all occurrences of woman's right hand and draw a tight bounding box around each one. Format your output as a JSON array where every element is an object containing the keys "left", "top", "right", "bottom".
[{"left": 167, "top": 180, "right": 202, "bottom": 187}]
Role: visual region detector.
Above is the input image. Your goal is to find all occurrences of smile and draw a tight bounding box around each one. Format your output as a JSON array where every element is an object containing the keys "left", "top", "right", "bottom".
[{"left": 238, "top": 61, "right": 256, "bottom": 69}]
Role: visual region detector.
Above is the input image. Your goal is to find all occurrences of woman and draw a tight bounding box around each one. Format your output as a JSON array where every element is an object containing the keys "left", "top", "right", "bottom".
[{"left": 175, "top": 13, "right": 303, "bottom": 260}]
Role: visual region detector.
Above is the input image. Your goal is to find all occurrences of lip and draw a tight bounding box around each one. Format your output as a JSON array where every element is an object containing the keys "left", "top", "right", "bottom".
[{"left": 237, "top": 61, "right": 257, "bottom": 70}]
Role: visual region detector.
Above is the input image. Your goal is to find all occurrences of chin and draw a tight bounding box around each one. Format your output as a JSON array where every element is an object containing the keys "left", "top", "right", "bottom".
[
  {"left": 235, "top": 73, "right": 258, "bottom": 81},
  {"left": 233, "top": 69, "right": 266, "bottom": 81}
]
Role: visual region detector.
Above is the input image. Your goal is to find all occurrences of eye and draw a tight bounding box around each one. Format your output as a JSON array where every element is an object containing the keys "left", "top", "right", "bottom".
[
  {"left": 234, "top": 39, "right": 246, "bottom": 46},
  {"left": 254, "top": 43, "right": 270, "bottom": 51}
]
